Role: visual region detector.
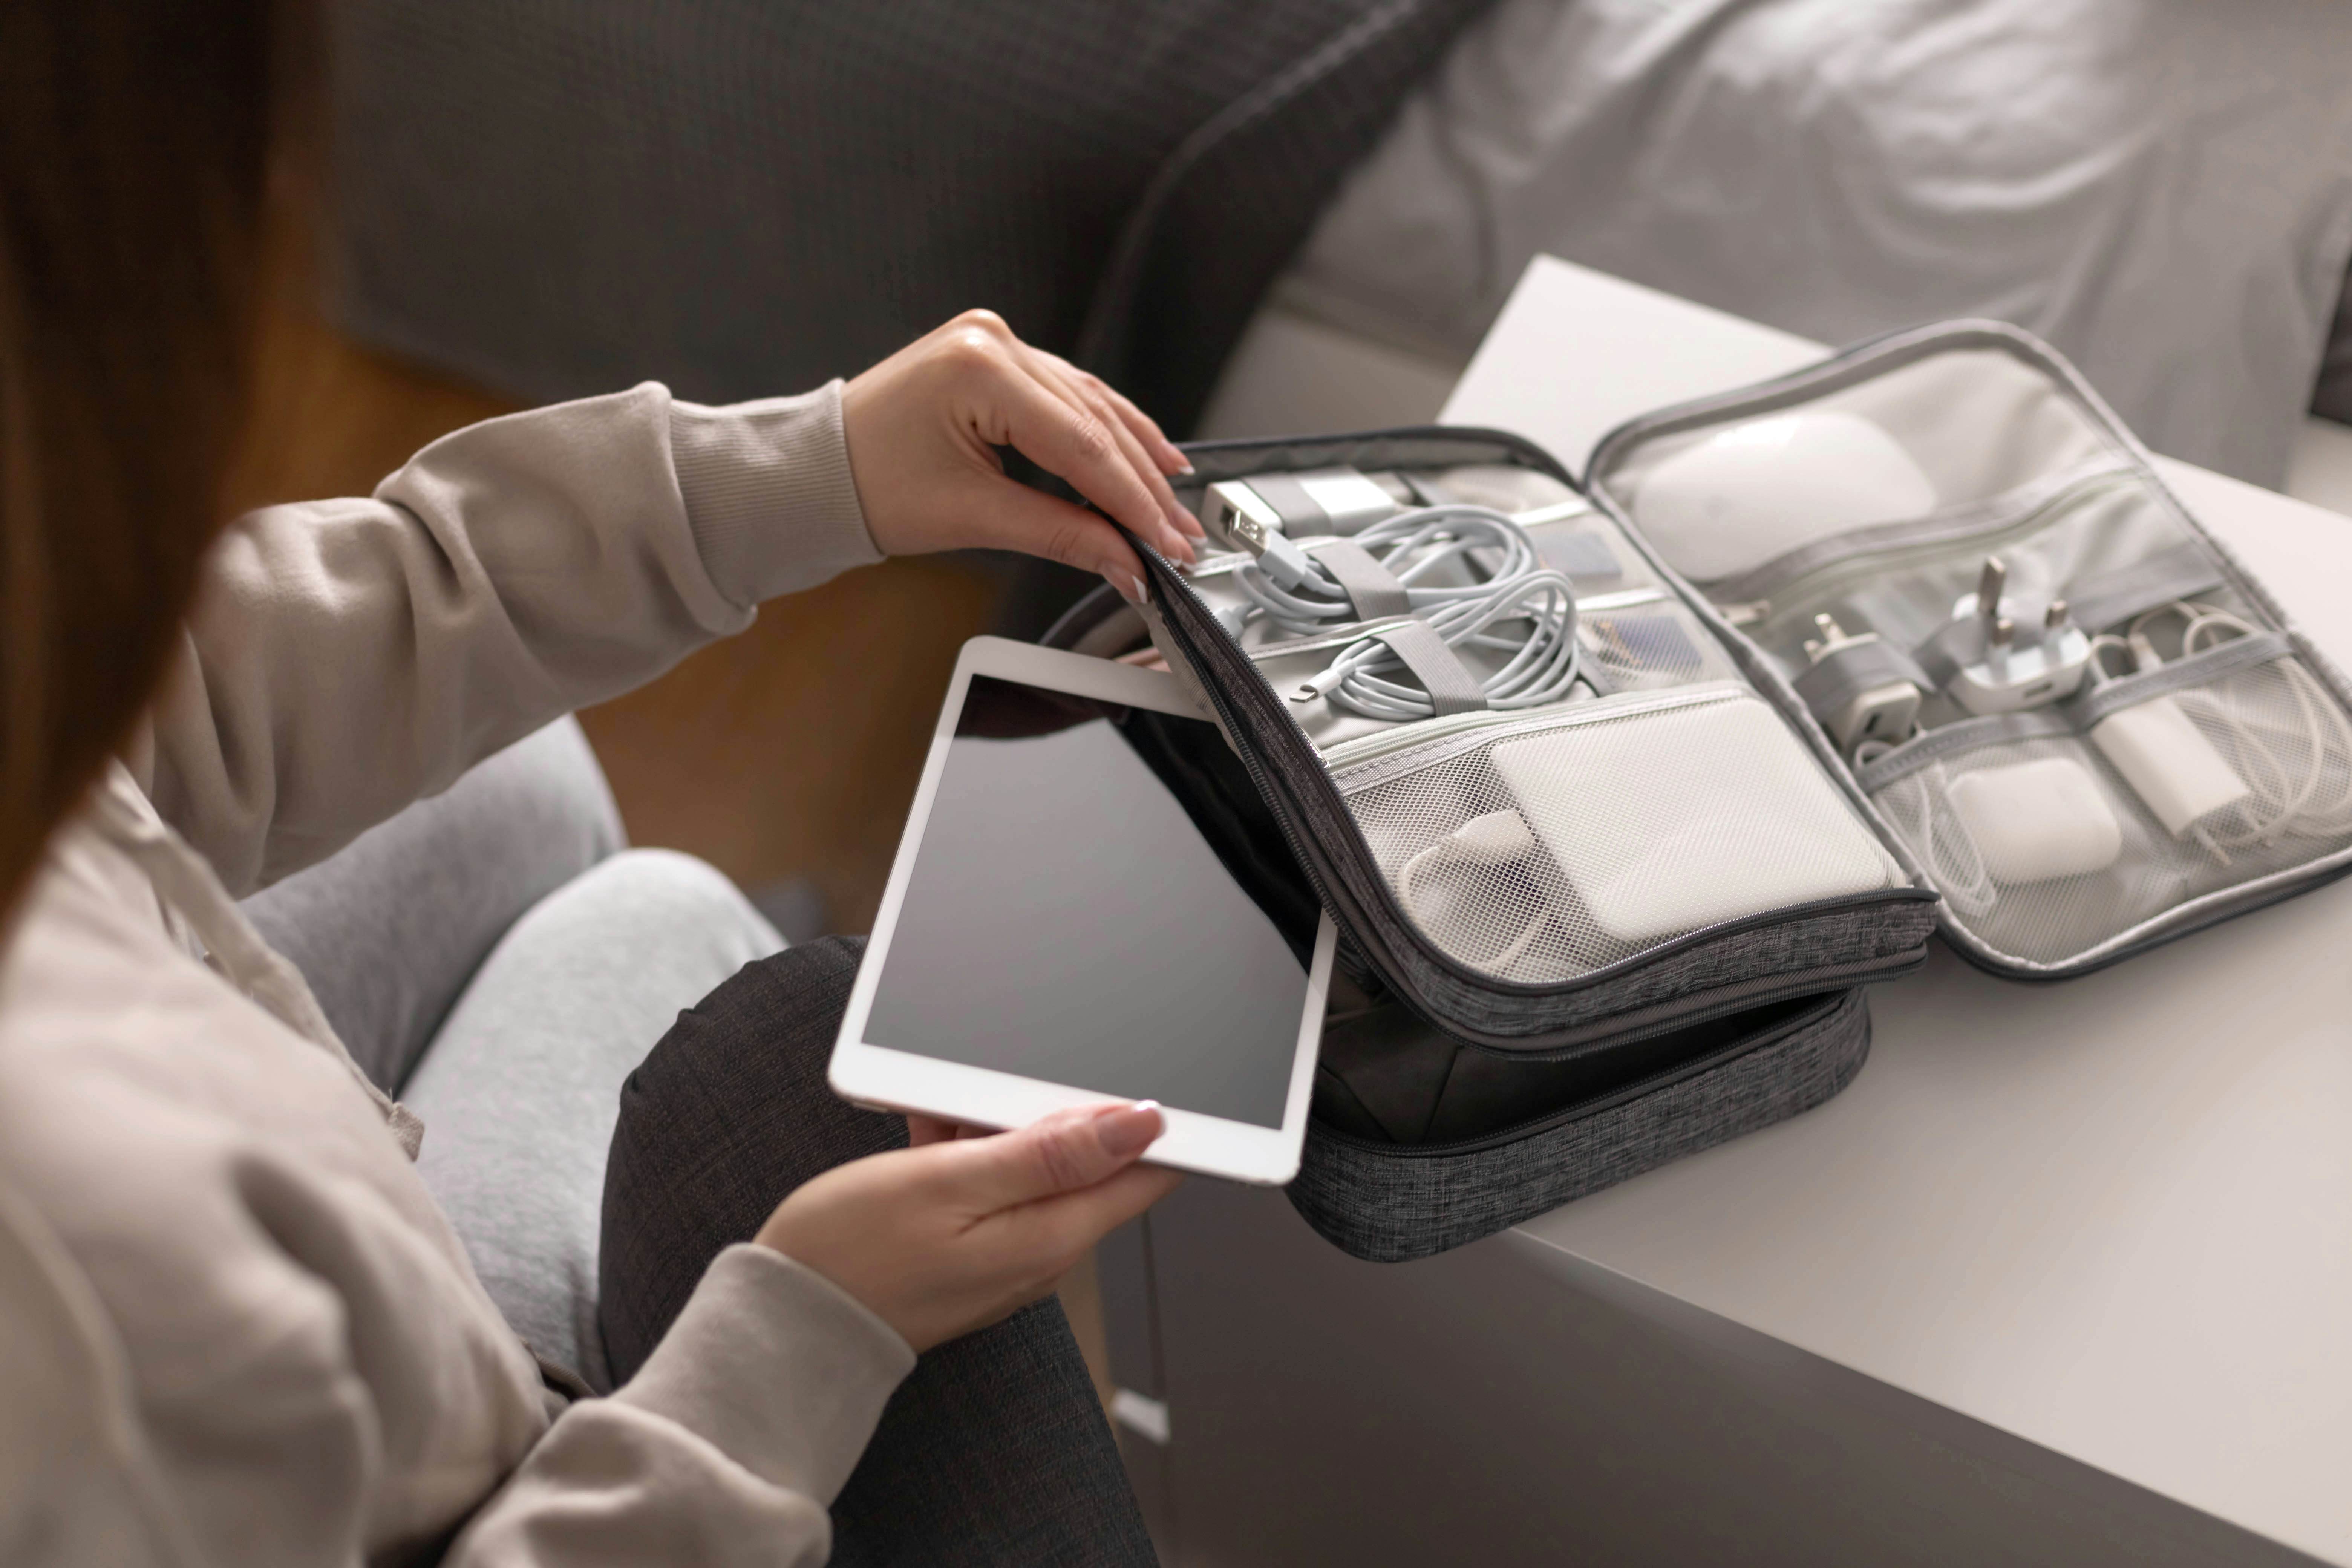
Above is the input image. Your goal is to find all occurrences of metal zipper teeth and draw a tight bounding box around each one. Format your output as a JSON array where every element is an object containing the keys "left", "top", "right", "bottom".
[
  {"left": 1313, "top": 991, "right": 1859, "bottom": 1158},
  {"left": 1742, "top": 471, "right": 2134, "bottom": 635},
  {"left": 1320, "top": 681, "right": 1745, "bottom": 781}
]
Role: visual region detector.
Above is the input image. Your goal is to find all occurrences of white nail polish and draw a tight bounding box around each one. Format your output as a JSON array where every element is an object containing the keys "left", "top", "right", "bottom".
[{"left": 1110, "top": 569, "right": 1146, "bottom": 605}]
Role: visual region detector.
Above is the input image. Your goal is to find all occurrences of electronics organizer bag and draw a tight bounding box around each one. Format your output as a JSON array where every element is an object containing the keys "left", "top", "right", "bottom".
[{"left": 1044, "top": 320, "right": 2352, "bottom": 1264}]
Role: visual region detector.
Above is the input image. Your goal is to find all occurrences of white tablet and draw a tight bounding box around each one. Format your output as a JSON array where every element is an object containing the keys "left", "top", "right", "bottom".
[{"left": 831, "top": 635, "right": 1337, "bottom": 1185}]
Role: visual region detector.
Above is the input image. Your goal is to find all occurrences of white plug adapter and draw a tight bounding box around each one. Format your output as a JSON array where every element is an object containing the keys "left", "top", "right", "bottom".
[{"left": 2089, "top": 696, "right": 2249, "bottom": 836}]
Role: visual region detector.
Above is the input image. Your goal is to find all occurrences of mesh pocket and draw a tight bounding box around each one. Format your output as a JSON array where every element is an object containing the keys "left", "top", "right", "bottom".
[
  {"left": 1337, "top": 691, "right": 1898, "bottom": 982},
  {"left": 1871, "top": 655, "right": 2352, "bottom": 965}
]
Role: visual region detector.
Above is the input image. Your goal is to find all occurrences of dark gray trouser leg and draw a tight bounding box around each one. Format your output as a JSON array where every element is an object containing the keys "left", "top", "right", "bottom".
[
  {"left": 240, "top": 717, "right": 627, "bottom": 1092},
  {"left": 599, "top": 936, "right": 1157, "bottom": 1568}
]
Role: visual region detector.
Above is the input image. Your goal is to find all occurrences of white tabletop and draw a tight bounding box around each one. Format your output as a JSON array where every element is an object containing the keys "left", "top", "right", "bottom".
[{"left": 1444, "top": 257, "right": 2352, "bottom": 1565}]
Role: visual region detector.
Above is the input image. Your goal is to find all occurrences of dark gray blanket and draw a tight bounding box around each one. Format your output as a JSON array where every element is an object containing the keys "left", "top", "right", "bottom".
[{"left": 328, "top": 0, "right": 1494, "bottom": 433}]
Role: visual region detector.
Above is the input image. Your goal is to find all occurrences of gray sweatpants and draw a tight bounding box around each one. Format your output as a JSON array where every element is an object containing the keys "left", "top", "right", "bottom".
[{"left": 241, "top": 718, "right": 781, "bottom": 1389}]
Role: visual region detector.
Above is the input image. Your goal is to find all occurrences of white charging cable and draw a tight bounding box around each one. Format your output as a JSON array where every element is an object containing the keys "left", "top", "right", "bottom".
[
  {"left": 1396, "top": 808, "right": 1547, "bottom": 975},
  {"left": 1235, "top": 504, "right": 1536, "bottom": 635},
  {"left": 1304, "top": 573, "right": 1582, "bottom": 721},
  {"left": 1230, "top": 504, "right": 1582, "bottom": 722},
  {"left": 1857, "top": 741, "right": 1998, "bottom": 917},
  {"left": 2097, "top": 601, "right": 2352, "bottom": 853}
]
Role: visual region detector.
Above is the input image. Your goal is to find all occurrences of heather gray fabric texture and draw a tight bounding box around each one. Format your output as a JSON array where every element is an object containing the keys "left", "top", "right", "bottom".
[
  {"left": 600, "top": 936, "right": 1157, "bottom": 1568},
  {"left": 241, "top": 716, "right": 626, "bottom": 1092},
  {"left": 404, "top": 848, "right": 786, "bottom": 1390},
  {"left": 1287, "top": 988, "right": 1871, "bottom": 1262},
  {"left": 325, "top": 0, "right": 1497, "bottom": 434}
]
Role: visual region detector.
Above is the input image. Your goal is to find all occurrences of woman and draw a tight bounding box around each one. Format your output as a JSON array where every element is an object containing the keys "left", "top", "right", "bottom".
[{"left": 0, "top": 5, "right": 1207, "bottom": 1563}]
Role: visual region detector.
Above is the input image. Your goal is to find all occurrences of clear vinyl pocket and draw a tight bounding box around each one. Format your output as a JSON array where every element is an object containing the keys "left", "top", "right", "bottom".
[
  {"left": 1859, "top": 637, "right": 2352, "bottom": 967},
  {"left": 1332, "top": 684, "right": 1904, "bottom": 983},
  {"left": 1577, "top": 594, "right": 1741, "bottom": 694}
]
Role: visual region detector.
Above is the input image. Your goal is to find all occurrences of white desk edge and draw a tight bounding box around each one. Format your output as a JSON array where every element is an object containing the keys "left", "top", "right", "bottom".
[{"left": 1439, "top": 256, "right": 2352, "bottom": 1565}]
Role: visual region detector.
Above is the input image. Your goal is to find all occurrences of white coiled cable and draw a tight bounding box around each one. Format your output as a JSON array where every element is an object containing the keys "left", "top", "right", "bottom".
[
  {"left": 1234, "top": 504, "right": 1535, "bottom": 635},
  {"left": 1232, "top": 504, "right": 1582, "bottom": 722},
  {"left": 1302, "top": 572, "right": 1582, "bottom": 721}
]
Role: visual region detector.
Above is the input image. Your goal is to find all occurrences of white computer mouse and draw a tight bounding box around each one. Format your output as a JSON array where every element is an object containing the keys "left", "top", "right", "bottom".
[{"left": 1630, "top": 410, "right": 1937, "bottom": 582}]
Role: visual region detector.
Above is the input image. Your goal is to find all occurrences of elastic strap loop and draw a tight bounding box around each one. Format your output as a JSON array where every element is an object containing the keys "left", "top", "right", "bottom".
[{"left": 1369, "top": 619, "right": 1487, "bottom": 716}]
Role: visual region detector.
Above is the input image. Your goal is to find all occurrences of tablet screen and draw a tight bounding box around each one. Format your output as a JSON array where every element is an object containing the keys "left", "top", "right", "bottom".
[{"left": 862, "top": 674, "right": 1314, "bottom": 1127}]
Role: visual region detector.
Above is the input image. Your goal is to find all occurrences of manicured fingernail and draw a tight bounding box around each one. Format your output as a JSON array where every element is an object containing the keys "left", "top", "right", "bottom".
[
  {"left": 1097, "top": 1102, "right": 1161, "bottom": 1157},
  {"left": 1109, "top": 568, "right": 1145, "bottom": 605}
]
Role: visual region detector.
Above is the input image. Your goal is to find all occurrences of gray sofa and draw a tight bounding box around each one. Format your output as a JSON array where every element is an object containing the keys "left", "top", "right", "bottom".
[{"left": 326, "top": 0, "right": 1494, "bottom": 434}]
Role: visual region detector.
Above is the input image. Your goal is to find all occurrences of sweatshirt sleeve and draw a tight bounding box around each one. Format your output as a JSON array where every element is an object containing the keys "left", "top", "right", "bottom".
[
  {"left": 447, "top": 1246, "right": 914, "bottom": 1568},
  {"left": 129, "top": 381, "right": 880, "bottom": 894}
]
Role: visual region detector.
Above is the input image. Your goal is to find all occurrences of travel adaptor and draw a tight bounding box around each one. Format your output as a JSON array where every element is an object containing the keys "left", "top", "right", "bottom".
[
  {"left": 1946, "top": 556, "right": 2092, "bottom": 715},
  {"left": 1800, "top": 612, "right": 1922, "bottom": 752}
]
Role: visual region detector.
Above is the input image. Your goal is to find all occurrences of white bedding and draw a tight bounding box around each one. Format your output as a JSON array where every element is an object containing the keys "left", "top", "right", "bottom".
[{"left": 1277, "top": 0, "right": 2352, "bottom": 487}]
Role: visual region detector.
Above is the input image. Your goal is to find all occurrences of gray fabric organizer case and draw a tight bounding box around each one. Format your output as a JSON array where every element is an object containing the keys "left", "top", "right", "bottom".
[{"left": 1063, "top": 322, "right": 2352, "bottom": 1264}]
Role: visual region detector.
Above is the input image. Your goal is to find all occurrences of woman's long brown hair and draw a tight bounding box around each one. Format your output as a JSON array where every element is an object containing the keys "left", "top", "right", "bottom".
[{"left": 0, "top": 3, "right": 274, "bottom": 910}]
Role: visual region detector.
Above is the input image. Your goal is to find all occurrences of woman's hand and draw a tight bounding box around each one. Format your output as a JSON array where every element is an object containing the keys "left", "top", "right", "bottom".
[
  {"left": 841, "top": 311, "right": 1203, "bottom": 603},
  {"left": 755, "top": 1101, "right": 1182, "bottom": 1352}
]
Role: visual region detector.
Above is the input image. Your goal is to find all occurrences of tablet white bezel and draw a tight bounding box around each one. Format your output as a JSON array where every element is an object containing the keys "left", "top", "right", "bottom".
[{"left": 829, "top": 635, "right": 1335, "bottom": 1186}]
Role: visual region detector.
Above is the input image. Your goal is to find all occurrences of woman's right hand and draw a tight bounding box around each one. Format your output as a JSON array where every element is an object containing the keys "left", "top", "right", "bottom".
[{"left": 754, "top": 1102, "right": 1182, "bottom": 1352}]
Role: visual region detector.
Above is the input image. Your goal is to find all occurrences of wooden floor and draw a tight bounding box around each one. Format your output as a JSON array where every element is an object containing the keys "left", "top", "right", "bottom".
[{"left": 230, "top": 185, "right": 1117, "bottom": 1402}]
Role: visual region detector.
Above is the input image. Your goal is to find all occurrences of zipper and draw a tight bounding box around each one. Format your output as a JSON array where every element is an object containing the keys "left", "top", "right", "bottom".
[
  {"left": 1314, "top": 991, "right": 1859, "bottom": 1157},
  {"left": 1423, "top": 942, "right": 1921, "bottom": 1058}
]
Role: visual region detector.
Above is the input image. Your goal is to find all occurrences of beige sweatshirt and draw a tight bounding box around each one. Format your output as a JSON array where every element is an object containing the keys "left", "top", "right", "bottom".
[{"left": 0, "top": 383, "right": 922, "bottom": 1566}]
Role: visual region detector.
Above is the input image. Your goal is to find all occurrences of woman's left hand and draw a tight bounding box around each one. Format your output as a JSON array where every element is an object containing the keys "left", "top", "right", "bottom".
[{"left": 841, "top": 310, "right": 1203, "bottom": 603}]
